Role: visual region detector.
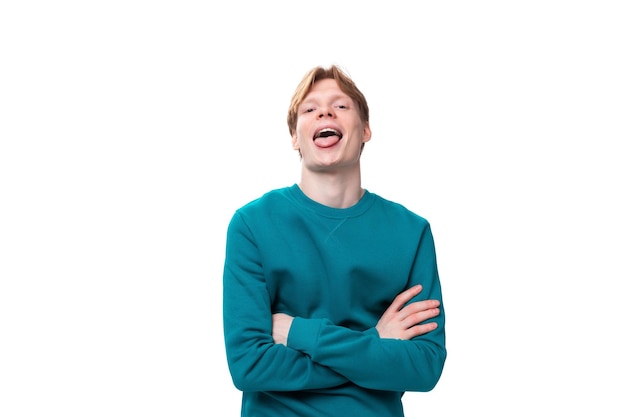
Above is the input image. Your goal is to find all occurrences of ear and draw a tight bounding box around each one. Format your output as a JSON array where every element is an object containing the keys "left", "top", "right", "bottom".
[
  {"left": 362, "top": 122, "right": 372, "bottom": 144},
  {"left": 292, "top": 134, "right": 300, "bottom": 150}
]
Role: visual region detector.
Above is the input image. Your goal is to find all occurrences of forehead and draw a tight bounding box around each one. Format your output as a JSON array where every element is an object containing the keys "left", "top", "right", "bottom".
[{"left": 303, "top": 79, "right": 349, "bottom": 101}]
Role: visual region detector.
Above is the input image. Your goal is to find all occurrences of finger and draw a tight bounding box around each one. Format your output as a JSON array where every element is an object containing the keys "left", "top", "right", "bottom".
[
  {"left": 389, "top": 285, "right": 423, "bottom": 312},
  {"left": 402, "top": 299, "right": 440, "bottom": 315},
  {"left": 405, "top": 322, "right": 438, "bottom": 339},
  {"left": 401, "top": 307, "right": 440, "bottom": 327},
  {"left": 397, "top": 298, "right": 440, "bottom": 321}
]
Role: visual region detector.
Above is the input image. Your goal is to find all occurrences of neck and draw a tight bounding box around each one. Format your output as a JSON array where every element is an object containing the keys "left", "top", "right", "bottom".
[{"left": 298, "top": 168, "right": 364, "bottom": 209}]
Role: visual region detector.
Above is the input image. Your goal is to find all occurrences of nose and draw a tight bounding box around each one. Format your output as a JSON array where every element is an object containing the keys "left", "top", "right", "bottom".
[{"left": 317, "top": 106, "right": 334, "bottom": 119}]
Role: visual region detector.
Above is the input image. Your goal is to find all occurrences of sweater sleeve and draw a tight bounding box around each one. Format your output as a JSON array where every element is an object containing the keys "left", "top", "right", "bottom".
[
  {"left": 286, "top": 225, "right": 446, "bottom": 392},
  {"left": 223, "top": 212, "right": 348, "bottom": 392}
]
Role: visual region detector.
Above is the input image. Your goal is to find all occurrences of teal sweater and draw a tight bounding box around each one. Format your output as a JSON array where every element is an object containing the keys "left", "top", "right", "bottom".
[{"left": 223, "top": 185, "right": 446, "bottom": 417}]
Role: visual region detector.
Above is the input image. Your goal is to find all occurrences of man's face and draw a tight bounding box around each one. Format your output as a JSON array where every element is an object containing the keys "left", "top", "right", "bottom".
[{"left": 292, "top": 78, "right": 371, "bottom": 172}]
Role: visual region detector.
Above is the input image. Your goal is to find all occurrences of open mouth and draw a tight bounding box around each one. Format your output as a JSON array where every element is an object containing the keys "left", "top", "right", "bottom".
[
  {"left": 314, "top": 128, "right": 343, "bottom": 140},
  {"left": 313, "top": 128, "right": 343, "bottom": 148}
]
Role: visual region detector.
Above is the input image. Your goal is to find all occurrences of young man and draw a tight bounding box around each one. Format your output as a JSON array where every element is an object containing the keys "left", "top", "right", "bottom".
[{"left": 223, "top": 65, "right": 446, "bottom": 417}]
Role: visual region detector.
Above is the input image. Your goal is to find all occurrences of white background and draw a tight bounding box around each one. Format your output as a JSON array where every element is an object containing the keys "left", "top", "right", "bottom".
[{"left": 1, "top": 1, "right": 625, "bottom": 415}]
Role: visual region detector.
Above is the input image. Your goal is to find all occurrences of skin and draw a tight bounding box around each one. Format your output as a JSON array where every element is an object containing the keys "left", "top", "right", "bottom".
[{"left": 272, "top": 79, "right": 440, "bottom": 344}]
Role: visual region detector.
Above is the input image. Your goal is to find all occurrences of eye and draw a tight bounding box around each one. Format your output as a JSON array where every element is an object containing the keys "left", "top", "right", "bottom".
[{"left": 335, "top": 103, "right": 349, "bottom": 110}]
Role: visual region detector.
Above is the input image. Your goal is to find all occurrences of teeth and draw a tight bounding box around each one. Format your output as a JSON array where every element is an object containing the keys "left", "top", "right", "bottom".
[{"left": 315, "top": 128, "right": 342, "bottom": 139}]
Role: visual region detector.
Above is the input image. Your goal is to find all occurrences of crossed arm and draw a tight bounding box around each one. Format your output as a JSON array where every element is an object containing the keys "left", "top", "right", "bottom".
[{"left": 272, "top": 284, "right": 441, "bottom": 344}]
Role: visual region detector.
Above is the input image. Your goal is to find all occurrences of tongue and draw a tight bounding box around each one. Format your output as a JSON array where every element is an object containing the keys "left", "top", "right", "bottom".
[{"left": 315, "top": 135, "right": 341, "bottom": 148}]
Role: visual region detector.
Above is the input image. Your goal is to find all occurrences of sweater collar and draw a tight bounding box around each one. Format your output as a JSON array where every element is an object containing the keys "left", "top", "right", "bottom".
[{"left": 288, "top": 184, "right": 375, "bottom": 218}]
